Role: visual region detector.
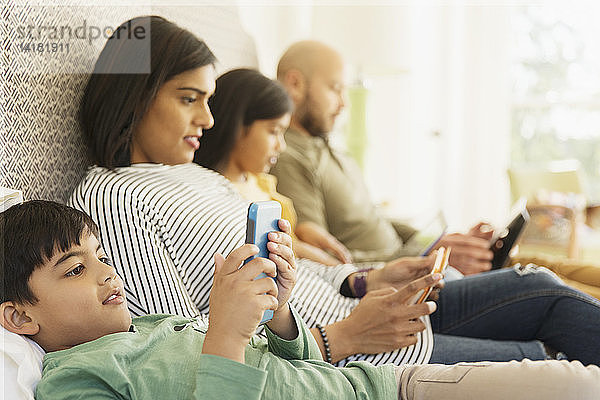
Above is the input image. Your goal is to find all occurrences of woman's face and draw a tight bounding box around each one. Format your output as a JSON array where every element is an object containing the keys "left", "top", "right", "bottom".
[
  {"left": 130, "top": 65, "right": 216, "bottom": 165},
  {"left": 229, "top": 113, "right": 291, "bottom": 175}
]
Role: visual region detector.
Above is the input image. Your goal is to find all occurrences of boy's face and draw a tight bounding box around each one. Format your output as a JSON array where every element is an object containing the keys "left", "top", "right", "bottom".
[{"left": 24, "top": 232, "right": 132, "bottom": 352}]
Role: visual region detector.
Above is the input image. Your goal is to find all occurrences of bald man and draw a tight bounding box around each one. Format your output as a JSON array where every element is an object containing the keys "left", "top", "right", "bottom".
[{"left": 271, "top": 40, "right": 494, "bottom": 275}]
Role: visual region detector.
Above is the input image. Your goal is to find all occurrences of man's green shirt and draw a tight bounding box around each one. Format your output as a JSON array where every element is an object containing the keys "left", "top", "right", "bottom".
[{"left": 271, "top": 128, "right": 420, "bottom": 262}]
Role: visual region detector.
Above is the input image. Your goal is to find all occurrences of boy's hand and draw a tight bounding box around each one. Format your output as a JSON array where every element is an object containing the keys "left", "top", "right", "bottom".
[
  {"left": 203, "top": 244, "right": 279, "bottom": 363},
  {"left": 265, "top": 219, "right": 298, "bottom": 339},
  {"left": 266, "top": 219, "right": 297, "bottom": 310}
]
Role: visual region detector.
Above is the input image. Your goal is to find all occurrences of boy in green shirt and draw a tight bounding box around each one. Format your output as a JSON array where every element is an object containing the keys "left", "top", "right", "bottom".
[{"left": 1, "top": 200, "right": 599, "bottom": 400}]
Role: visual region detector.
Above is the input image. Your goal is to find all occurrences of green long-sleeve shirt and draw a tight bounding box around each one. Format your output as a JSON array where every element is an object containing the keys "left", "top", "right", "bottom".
[{"left": 35, "top": 307, "right": 396, "bottom": 399}]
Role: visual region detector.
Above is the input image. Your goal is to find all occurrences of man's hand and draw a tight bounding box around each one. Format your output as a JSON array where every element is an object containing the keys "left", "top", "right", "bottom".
[
  {"left": 203, "top": 244, "right": 279, "bottom": 363},
  {"left": 433, "top": 223, "right": 494, "bottom": 275},
  {"left": 315, "top": 273, "right": 443, "bottom": 362},
  {"left": 468, "top": 221, "right": 495, "bottom": 240},
  {"left": 365, "top": 254, "right": 436, "bottom": 293},
  {"left": 295, "top": 221, "right": 353, "bottom": 264}
]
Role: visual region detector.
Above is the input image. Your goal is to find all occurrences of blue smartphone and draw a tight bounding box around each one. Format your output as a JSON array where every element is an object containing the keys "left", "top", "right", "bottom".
[
  {"left": 420, "top": 230, "right": 447, "bottom": 256},
  {"left": 405, "top": 212, "right": 448, "bottom": 256},
  {"left": 244, "top": 201, "right": 282, "bottom": 324}
]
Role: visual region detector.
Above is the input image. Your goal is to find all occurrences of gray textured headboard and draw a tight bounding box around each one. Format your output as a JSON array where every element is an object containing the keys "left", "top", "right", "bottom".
[{"left": 1, "top": 3, "right": 258, "bottom": 203}]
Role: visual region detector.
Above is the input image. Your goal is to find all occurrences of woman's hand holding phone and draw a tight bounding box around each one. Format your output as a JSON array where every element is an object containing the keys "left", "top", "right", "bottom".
[
  {"left": 324, "top": 273, "right": 443, "bottom": 359},
  {"left": 412, "top": 247, "right": 451, "bottom": 305},
  {"left": 366, "top": 254, "right": 437, "bottom": 293}
]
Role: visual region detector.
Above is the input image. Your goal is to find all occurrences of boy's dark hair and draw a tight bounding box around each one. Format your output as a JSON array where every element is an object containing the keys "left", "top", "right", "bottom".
[
  {"left": 194, "top": 68, "right": 294, "bottom": 172},
  {"left": 1, "top": 200, "right": 99, "bottom": 304},
  {"left": 80, "top": 15, "right": 217, "bottom": 168}
]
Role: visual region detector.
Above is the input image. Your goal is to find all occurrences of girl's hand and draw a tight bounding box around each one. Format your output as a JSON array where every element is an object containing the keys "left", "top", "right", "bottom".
[
  {"left": 295, "top": 221, "right": 353, "bottom": 264},
  {"left": 293, "top": 240, "right": 344, "bottom": 266}
]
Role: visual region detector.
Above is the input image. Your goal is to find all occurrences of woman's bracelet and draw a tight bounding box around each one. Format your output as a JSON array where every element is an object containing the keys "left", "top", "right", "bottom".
[{"left": 315, "top": 323, "right": 332, "bottom": 364}]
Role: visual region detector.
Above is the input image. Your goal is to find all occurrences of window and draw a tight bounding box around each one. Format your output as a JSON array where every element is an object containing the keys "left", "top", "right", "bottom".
[{"left": 511, "top": 5, "right": 600, "bottom": 202}]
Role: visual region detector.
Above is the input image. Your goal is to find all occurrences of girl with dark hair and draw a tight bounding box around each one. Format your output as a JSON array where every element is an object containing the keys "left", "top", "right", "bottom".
[
  {"left": 195, "top": 68, "right": 352, "bottom": 266},
  {"left": 68, "top": 16, "right": 600, "bottom": 394}
]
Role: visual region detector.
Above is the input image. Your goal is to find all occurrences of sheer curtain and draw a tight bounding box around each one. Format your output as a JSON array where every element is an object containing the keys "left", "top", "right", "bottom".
[{"left": 421, "top": 4, "right": 513, "bottom": 229}]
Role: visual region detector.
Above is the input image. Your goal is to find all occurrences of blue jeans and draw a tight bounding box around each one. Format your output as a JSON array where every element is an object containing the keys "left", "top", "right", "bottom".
[{"left": 429, "top": 265, "right": 600, "bottom": 366}]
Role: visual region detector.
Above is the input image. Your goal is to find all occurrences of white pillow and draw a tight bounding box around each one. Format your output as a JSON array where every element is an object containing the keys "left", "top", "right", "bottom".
[
  {"left": 1, "top": 326, "right": 45, "bottom": 400},
  {"left": 1, "top": 188, "right": 41, "bottom": 398},
  {"left": 0, "top": 187, "right": 24, "bottom": 212}
]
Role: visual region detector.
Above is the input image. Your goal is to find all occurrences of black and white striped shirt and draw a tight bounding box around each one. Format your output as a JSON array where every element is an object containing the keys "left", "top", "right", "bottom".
[{"left": 69, "top": 163, "right": 433, "bottom": 366}]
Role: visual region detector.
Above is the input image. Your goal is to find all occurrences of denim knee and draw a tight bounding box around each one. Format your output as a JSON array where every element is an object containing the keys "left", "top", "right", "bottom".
[
  {"left": 513, "top": 263, "right": 599, "bottom": 304},
  {"left": 513, "top": 264, "right": 565, "bottom": 288}
]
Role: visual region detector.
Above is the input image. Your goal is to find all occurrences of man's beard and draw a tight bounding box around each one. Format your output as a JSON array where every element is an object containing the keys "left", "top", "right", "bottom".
[{"left": 297, "top": 98, "right": 330, "bottom": 138}]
